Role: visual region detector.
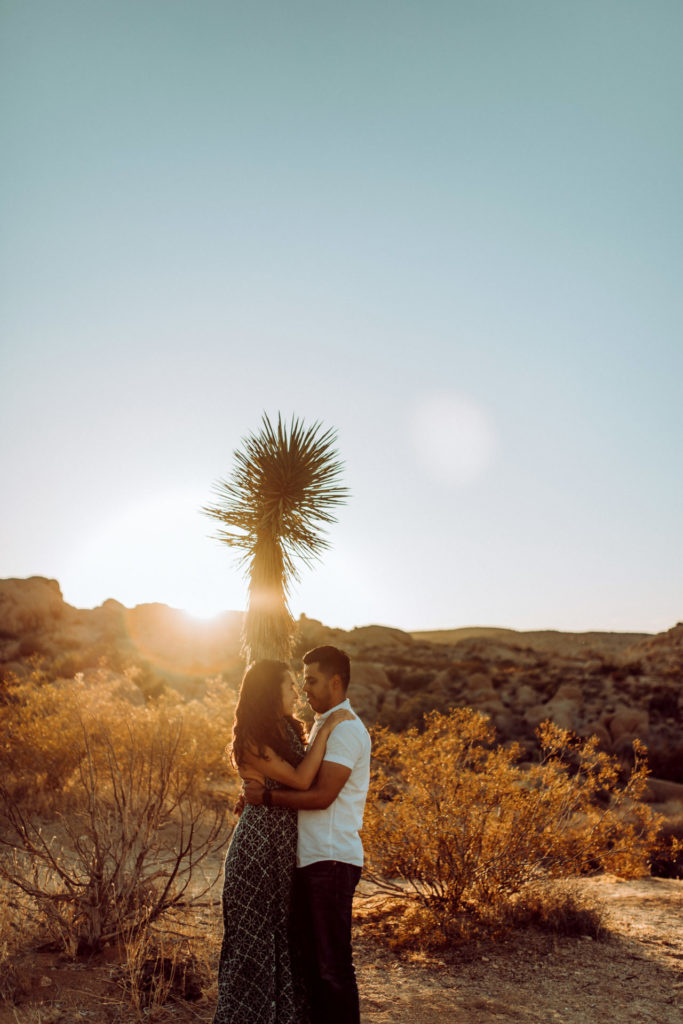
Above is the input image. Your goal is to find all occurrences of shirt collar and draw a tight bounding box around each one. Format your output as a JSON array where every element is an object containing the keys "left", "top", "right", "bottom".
[{"left": 315, "top": 697, "right": 352, "bottom": 722}]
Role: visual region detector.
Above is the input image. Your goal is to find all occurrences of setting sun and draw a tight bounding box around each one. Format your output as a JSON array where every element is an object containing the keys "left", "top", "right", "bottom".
[
  {"left": 59, "top": 488, "right": 243, "bottom": 617},
  {"left": 182, "top": 605, "right": 224, "bottom": 622}
]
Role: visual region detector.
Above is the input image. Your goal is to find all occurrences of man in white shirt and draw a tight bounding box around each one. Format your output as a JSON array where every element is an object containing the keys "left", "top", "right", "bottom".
[{"left": 244, "top": 645, "right": 371, "bottom": 1024}]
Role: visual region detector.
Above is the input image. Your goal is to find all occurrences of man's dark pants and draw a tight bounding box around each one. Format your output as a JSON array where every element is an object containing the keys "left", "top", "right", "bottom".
[{"left": 293, "top": 859, "right": 362, "bottom": 1024}]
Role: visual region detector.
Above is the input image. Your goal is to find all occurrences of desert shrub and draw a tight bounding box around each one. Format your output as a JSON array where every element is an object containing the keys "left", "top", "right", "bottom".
[
  {"left": 50, "top": 650, "right": 87, "bottom": 678},
  {"left": 0, "top": 712, "right": 227, "bottom": 955},
  {"left": 0, "top": 673, "right": 101, "bottom": 808},
  {"left": 113, "top": 897, "right": 222, "bottom": 1017},
  {"left": 649, "top": 812, "right": 683, "bottom": 879},
  {"left": 0, "top": 669, "right": 150, "bottom": 810},
  {"left": 49, "top": 644, "right": 123, "bottom": 678},
  {"left": 183, "top": 675, "right": 237, "bottom": 771},
  {"left": 363, "top": 708, "right": 661, "bottom": 944},
  {"left": 0, "top": 667, "right": 238, "bottom": 814},
  {"left": 128, "top": 661, "right": 168, "bottom": 699},
  {"left": 117, "top": 918, "right": 207, "bottom": 1017},
  {"left": 357, "top": 882, "right": 604, "bottom": 952},
  {"left": 0, "top": 668, "right": 239, "bottom": 956},
  {"left": 0, "top": 878, "right": 32, "bottom": 1003},
  {"left": 501, "top": 882, "right": 605, "bottom": 938}
]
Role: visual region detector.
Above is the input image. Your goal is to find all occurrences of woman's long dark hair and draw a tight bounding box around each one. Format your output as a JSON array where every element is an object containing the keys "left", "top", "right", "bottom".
[{"left": 231, "top": 660, "right": 306, "bottom": 769}]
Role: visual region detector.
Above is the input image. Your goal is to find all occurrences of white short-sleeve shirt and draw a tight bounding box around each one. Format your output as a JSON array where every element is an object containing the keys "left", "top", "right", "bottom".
[{"left": 297, "top": 698, "right": 372, "bottom": 868}]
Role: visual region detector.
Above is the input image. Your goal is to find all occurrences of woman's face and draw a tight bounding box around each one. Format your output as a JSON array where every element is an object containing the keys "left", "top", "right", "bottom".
[{"left": 280, "top": 672, "right": 299, "bottom": 716}]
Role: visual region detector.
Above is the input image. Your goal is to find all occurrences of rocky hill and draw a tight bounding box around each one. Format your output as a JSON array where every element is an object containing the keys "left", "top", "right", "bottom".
[
  {"left": 0, "top": 576, "right": 244, "bottom": 698},
  {"left": 2, "top": 577, "right": 682, "bottom": 789},
  {"left": 295, "top": 614, "right": 683, "bottom": 788}
]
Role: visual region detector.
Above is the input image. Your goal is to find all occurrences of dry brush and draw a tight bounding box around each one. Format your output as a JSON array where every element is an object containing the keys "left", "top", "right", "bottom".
[{"left": 363, "top": 708, "right": 662, "bottom": 946}]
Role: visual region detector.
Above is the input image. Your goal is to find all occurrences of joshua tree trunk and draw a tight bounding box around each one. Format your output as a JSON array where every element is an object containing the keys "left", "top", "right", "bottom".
[{"left": 244, "top": 532, "right": 293, "bottom": 662}]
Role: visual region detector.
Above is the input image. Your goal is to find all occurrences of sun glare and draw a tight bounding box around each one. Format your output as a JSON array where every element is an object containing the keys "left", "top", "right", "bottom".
[
  {"left": 60, "top": 489, "right": 245, "bottom": 614},
  {"left": 182, "top": 605, "right": 224, "bottom": 622}
]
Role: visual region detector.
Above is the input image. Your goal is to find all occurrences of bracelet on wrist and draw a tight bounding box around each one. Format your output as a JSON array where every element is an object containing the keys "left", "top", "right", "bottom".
[{"left": 262, "top": 788, "right": 272, "bottom": 808}]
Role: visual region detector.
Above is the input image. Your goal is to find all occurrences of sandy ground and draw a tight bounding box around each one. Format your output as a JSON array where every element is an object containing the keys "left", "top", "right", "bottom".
[
  {"left": 354, "top": 876, "right": 683, "bottom": 1024},
  {"left": 2, "top": 875, "right": 681, "bottom": 1024}
]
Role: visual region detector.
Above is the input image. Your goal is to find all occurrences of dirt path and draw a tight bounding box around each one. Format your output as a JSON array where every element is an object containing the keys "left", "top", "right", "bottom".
[
  {"left": 2, "top": 876, "right": 681, "bottom": 1023},
  {"left": 355, "top": 877, "right": 683, "bottom": 1024}
]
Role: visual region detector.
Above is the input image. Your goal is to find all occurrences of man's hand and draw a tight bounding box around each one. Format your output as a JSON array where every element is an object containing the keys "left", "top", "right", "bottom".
[
  {"left": 233, "top": 793, "right": 245, "bottom": 817},
  {"left": 244, "top": 779, "right": 266, "bottom": 806}
]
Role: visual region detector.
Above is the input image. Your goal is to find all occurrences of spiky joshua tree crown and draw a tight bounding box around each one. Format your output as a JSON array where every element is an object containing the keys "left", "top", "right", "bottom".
[{"left": 203, "top": 414, "right": 348, "bottom": 663}]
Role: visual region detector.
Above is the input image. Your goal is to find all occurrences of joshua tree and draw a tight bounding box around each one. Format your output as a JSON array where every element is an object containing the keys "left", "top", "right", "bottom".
[{"left": 203, "top": 414, "right": 348, "bottom": 663}]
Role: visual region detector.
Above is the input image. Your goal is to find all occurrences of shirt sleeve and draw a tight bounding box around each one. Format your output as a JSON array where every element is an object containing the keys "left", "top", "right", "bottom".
[{"left": 323, "top": 722, "right": 363, "bottom": 770}]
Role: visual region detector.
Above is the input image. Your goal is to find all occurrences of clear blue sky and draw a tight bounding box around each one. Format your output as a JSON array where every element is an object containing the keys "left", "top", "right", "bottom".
[{"left": 2, "top": 1, "right": 681, "bottom": 633}]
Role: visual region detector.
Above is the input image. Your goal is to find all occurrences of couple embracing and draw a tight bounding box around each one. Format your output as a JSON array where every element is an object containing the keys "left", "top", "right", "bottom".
[{"left": 213, "top": 645, "right": 371, "bottom": 1024}]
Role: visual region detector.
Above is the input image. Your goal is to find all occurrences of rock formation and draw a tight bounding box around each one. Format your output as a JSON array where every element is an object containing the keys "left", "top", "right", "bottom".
[{"left": 1, "top": 578, "right": 681, "bottom": 789}]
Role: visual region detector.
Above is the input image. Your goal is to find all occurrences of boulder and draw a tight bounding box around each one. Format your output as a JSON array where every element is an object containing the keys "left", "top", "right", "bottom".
[
  {"left": 514, "top": 684, "right": 540, "bottom": 708},
  {"left": 427, "top": 672, "right": 450, "bottom": 697},
  {"left": 553, "top": 683, "right": 584, "bottom": 703},
  {"left": 346, "top": 687, "right": 382, "bottom": 721},
  {"left": 606, "top": 706, "right": 650, "bottom": 743},
  {"left": 431, "top": 668, "right": 466, "bottom": 694},
  {"left": 543, "top": 698, "right": 580, "bottom": 732},
  {"left": 296, "top": 615, "right": 346, "bottom": 650},
  {"left": 611, "top": 734, "right": 642, "bottom": 763},
  {"left": 345, "top": 662, "right": 392, "bottom": 722},
  {"left": 473, "top": 696, "right": 505, "bottom": 718},
  {"left": 493, "top": 710, "right": 519, "bottom": 738},
  {"left": 453, "top": 639, "right": 537, "bottom": 666},
  {"left": 466, "top": 672, "right": 495, "bottom": 701},
  {"left": 524, "top": 698, "right": 579, "bottom": 733},
  {"left": 0, "top": 577, "right": 68, "bottom": 635},
  {"left": 350, "top": 662, "right": 392, "bottom": 692},
  {"left": 381, "top": 688, "right": 402, "bottom": 712},
  {"left": 641, "top": 776, "right": 683, "bottom": 804},
  {"left": 580, "top": 722, "right": 612, "bottom": 749},
  {"left": 525, "top": 703, "right": 551, "bottom": 730}
]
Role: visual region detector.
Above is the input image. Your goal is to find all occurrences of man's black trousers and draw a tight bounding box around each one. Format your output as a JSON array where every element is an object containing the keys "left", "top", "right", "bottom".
[{"left": 293, "top": 860, "right": 362, "bottom": 1024}]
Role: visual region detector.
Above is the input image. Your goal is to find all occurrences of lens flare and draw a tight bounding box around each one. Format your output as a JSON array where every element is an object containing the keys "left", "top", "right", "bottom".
[{"left": 411, "top": 392, "right": 497, "bottom": 485}]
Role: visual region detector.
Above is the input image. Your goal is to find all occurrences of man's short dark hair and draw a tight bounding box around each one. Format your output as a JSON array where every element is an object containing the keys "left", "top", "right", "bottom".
[{"left": 303, "top": 645, "right": 351, "bottom": 691}]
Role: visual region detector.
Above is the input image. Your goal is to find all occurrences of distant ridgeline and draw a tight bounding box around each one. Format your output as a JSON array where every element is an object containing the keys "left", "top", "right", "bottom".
[{"left": 1, "top": 577, "right": 682, "bottom": 788}]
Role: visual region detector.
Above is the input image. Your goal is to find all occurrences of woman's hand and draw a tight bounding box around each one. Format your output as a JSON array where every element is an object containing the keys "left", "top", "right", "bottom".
[
  {"left": 323, "top": 708, "right": 356, "bottom": 733},
  {"left": 238, "top": 710, "right": 355, "bottom": 792}
]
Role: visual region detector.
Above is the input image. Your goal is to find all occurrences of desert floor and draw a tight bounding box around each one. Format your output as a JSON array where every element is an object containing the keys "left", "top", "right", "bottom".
[
  {"left": 3, "top": 874, "right": 681, "bottom": 1024},
  {"left": 354, "top": 876, "right": 683, "bottom": 1024}
]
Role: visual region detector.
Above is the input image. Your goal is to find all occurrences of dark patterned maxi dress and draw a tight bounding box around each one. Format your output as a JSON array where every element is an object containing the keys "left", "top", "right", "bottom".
[{"left": 212, "top": 725, "right": 310, "bottom": 1024}]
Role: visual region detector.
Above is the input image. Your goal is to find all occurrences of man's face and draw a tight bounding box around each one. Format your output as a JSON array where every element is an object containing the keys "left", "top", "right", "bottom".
[{"left": 303, "top": 662, "right": 337, "bottom": 714}]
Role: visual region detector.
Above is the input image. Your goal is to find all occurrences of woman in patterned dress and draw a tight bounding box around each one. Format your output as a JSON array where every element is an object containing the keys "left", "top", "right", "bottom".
[{"left": 213, "top": 660, "right": 354, "bottom": 1024}]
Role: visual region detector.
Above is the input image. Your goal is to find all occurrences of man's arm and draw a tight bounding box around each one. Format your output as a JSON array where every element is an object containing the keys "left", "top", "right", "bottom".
[{"left": 245, "top": 760, "right": 351, "bottom": 810}]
